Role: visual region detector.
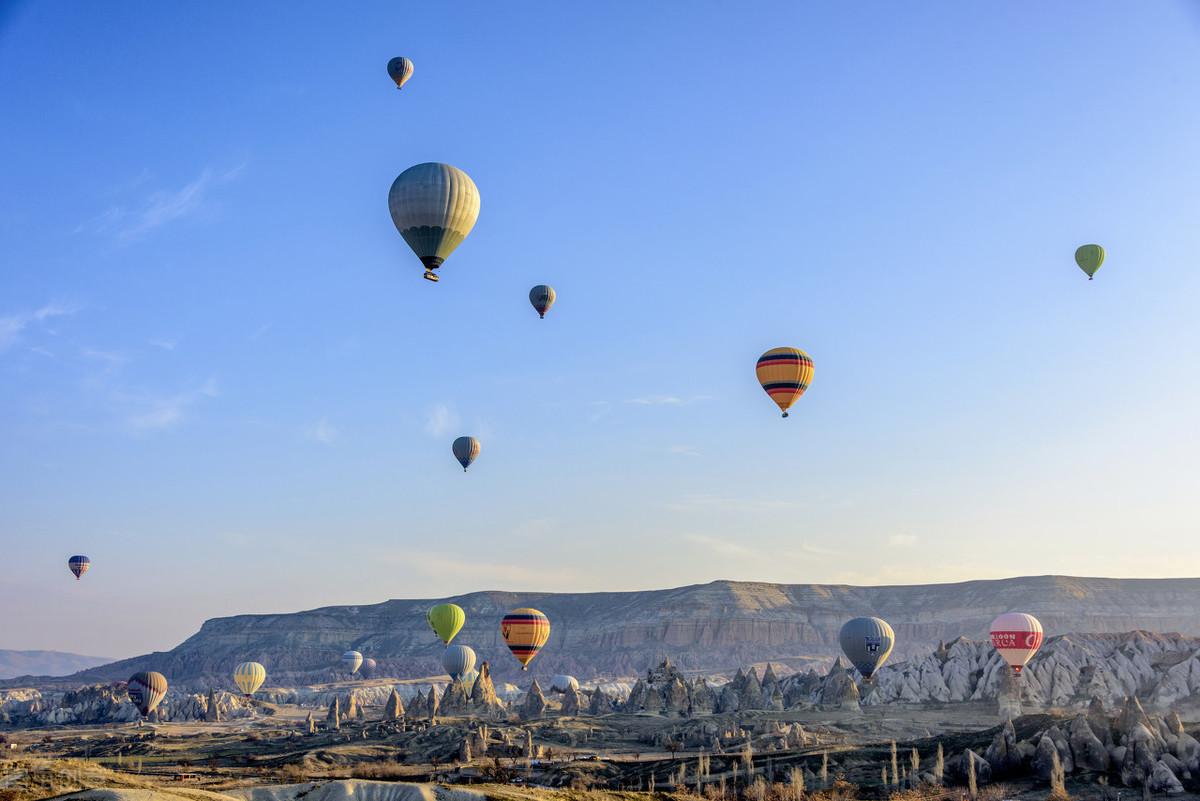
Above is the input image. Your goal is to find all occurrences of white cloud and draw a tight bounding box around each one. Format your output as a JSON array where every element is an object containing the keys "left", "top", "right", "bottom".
[
  {"left": 626, "top": 394, "right": 712, "bottom": 406},
  {"left": 682, "top": 533, "right": 760, "bottom": 559},
  {"left": 78, "top": 163, "right": 245, "bottom": 242},
  {"left": 670, "top": 445, "right": 701, "bottom": 456},
  {"left": 124, "top": 377, "right": 219, "bottom": 432},
  {"left": 150, "top": 338, "right": 178, "bottom": 351},
  {"left": 666, "top": 493, "right": 795, "bottom": 513},
  {"left": 888, "top": 533, "right": 919, "bottom": 547},
  {"left": 0, "top": 303, "right": 76, "bottom": 352},
  {"left": 424, "top": 404, "right": 460, "bottom": 437},
  {"left": 305, "top": 418, "right": 339, "bottom": 445}
]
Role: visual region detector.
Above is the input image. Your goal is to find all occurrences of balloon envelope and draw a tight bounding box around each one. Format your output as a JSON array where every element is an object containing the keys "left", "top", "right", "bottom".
[
  {"left": 233, "top": 662, "right": 266, "bottom": 696},
  {"left": 386, "top": 57, "right": 414, "bottom": 90},
  {"left": 427, "top": 603, "right": 466, "bottom": 644},
  {"left": 452, "top": 437, "right": 480, "bottom": 471},
  {"left": 442, "top": 644, "right": 477, "bottom": 681},
  {"left": 68, "top": 555, "right": 90, "bottom": 580},
  {"left": 756, "top": 347, "right": 814, "bottom": 417},
  {"left": 1075, "top": 244, "right": 1105, "bottom": 279},
  {"left": 127, "top": 671, "right": 168, "bottom": 717},
  {"left": 501, "top": 608, "right": 551, "bottom": 670},
  {"left": 529, "top": 285, "right": 556, "bottom": 319},
  {"left": 388, "top": 163, "right": 480, "bottom": 282},
  {"left": 360, "top": 658, "right": 378, "bottom": 679},
  {"left": 990, "top": 612, "right": 1043, "bottom": 674},
  {"left": 341, "top": 650, "right": 363, "bottom": 675},
  {"left": 550, "top": 674, "right": 579, "bottom": 694},
  {"left": 838, "top": 617, "right": 895, "bottom": 680}
]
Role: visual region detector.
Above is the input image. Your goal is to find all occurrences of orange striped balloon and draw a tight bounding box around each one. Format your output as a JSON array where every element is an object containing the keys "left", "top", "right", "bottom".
[
  {"left": 756, "top": 347, "right": 814, "bottom": 418},
  {"left": 500, "top": 608, "right": 550, "bottom": 670}
]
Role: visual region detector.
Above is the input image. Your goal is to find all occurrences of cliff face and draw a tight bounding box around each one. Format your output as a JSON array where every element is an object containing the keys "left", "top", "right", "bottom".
[{"left": 50, "top": 575, "right": 1200, "bottom": 687}]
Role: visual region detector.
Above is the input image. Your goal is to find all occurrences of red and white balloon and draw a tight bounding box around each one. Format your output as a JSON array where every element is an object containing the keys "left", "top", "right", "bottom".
[{"left": 989, "top": 612, "right": 1043, "bottom": 675}]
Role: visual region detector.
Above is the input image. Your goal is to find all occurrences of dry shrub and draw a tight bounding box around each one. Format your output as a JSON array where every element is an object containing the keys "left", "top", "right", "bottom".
[{"left": 350, "top": 762, "right": 411, "bottom": 780}]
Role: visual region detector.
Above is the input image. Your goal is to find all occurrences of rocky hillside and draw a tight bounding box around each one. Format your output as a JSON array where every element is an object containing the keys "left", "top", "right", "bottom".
[
  {"left": 0, "top": 650, "right": 112, "bottom": 680},
  {"left": 42, "top": 575, "right": 1200, "bottom": 688}
]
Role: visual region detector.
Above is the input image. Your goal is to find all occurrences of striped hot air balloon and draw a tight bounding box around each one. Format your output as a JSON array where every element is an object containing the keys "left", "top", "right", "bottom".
[
  {"left": 232, "top": 662, "right": 266, "bottom": 697},
  {"left": 127, "top": 671, "right": 168, "bottom": 718},
  {"left": 68, "top": 555, "right": 90, "bottom": 580},
  {"left": 427, "top": 603, "right": 466, "bottom": 644},
  {"left": 529, "top": 285, "right": 556, "bottom": 319},
  {"left": 756, "top": 347, "right": 814, "bottom": 418},
  {"left": 501, "top": 608, "right": 550, "bottom": 670},
  {"left": 990, "top": 612, "right": 1043, "bottom": 675},
  {"left": 452, "top": 437, "right": 480, "bottom": 472},
  {"left": 386, "top": 57, "right": 414, "bottom": 90},
  {"left": 341, "top": 650, "right": 363, "bottom": 675},
  {"left": 388, "top": 163, "right": 480, "bottom": 283}
]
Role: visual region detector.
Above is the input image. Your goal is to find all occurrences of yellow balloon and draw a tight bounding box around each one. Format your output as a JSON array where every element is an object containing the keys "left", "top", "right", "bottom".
[{"left": 233, "top": 661, "right": 266, "bottom": 696}]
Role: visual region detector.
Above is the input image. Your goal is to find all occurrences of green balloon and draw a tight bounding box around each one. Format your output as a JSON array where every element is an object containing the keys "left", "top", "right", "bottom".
[
  {"left": 427, "top": 603, "right": 465, "bottom": 644},
  {"left": 1075, "top": 244, "right": 1105, "bottom": 280}
]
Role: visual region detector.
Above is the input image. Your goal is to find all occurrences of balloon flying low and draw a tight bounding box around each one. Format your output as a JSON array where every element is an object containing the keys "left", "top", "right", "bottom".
[
  {"left": 127, "top": 671, "right": 168, "bottom": 718},
  {"left": 452, "top": 436, "right": 480, "bottom": 471},
  {"left": 529, "top": 285, "right": 556, "bottom": 319},
  {"left": 442, "top": 644, "right": 477, "bottom": 681},
  {"left": 756, "top": 347, "right": 814, "bottom": 418},
  {"left": 233, "top": 661, "right": 266, "bottom": 697},
  {"left": 386, "top": 57, "right": 414, "bottom": 90},
  {"left": 989, "top": 612, "right": 1043, "bottom": 675},
  {"left": 388, "top": 163, "right": 480, "bottom": 282},
  {"left": 550, "top": 674, "right": 579, "bottom": 693},
  {"left": 360, "top": 658, "right": 378, "bottom": 679},
  {"left": 427, "top": 603, "right": 466, "bottom": 644},
  {"left": 68, "top": 555, "right": 90, "bottom": 580},
  {"left": 838, "top": 617, "right": 895, "bottom": 681},
  {"left": 501, "top": 608, "right": 551, "bottom": 670},
  {"left": 1075, "top": 244, "right": 1105, "bottom": 280},
  {"left": 341, "top": 650, "right": 363, "bottom": 675}
]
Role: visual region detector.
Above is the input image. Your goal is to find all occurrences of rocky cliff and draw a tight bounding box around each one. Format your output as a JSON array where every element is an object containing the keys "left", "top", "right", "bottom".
[{"left": 42, "top": 575, "right": 1200, "bottom": 688}]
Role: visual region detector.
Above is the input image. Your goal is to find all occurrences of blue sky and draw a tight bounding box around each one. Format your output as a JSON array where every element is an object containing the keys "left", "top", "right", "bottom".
[{"left": 3, "top": 1, "right": 1200, "bottom": 658}]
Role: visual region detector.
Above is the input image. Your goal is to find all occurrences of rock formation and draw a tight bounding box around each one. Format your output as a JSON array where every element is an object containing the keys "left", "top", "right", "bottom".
[
  {"left": 204, "top": 688, "right": 220, "bottom": 722},
  {"left": 560, "top": 684, "right": 583, "bottom": 715},
  {"left": 326, "top": 698, "right": 340, "bottom": 731},
  {"left": 520, "top": 679, "right": 546, "bottom": 720},
  {"left": 383, "top": 688, "right": 405, "bottom": 720},
  {"left": 816, "top": 658, "right": 860, "bottom": 711},
  {"left": 588, "top": 688, "right": 614, "bottom": 715}
]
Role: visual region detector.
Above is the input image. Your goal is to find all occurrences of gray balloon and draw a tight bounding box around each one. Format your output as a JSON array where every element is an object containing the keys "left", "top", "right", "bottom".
[
  {"left": 838, "top": 617, "right": 895, "bottom": 680},
  {"left": 442, "top": 644, "right": 477, "bottom": 681}
]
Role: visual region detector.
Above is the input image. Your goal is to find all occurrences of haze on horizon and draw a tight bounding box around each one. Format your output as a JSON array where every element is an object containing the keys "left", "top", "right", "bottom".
[{"left": 3, "top": 1, "right": 1200, "bottom": 660}]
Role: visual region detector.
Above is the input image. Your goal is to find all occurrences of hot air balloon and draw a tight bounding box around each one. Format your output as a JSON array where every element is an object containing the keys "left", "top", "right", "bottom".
[
  {"left": 550, "top": 674, "right": 579, "bottom": 694},
  {"left": 838, "top": 617, "right": 895, "bottom": 681},
  {"left": 360, "top": 658, "right": 378, "bottom": 679},
  {"left": 501, "top": 608, "right": 550, "bottom": 670},
  {"left": 127, "top": 671, "right": 168, "bottom": 718},
  {"left": 442, "top": 644, "right": 477, "bottom": 682},
  {"left": 427, "top": 603, "right": 466, "bottom": 644},
  {"left": 68, "top": 555, "right": 90, "bottom": 580},
  {"left": 232, "top": 662, "right": 266, "bottom": 697},
  {"left": 452, "top": 437, "right": 480, "bottom": 472},
  {"left": 990, "top": 612, "right": 1043, "bottom": 675},
  {"left": 341, "top": 650, "right": 364, "bottom": 675},
  {"left": 1075, "top": 244, "right": 1105, "bottom": 280},
  {"left": 388, "top": 163, "right": 480, "bottom": 283},
  {"left": 387, "top": 57, "right": 414, "bottom": 90},
  {"left": 529, "top": 285, "right": 556, "bottom": 319},
  {"left": 756, "top": 347, "right": 814, "bottom": 418}
]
